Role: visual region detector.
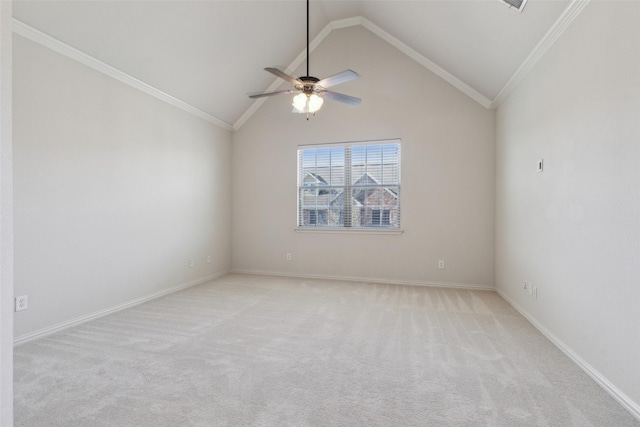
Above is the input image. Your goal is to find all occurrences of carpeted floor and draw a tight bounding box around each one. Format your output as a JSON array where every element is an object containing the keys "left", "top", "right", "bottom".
[{"left": 14, "top": 274, "right": 639, "bottom": 426}]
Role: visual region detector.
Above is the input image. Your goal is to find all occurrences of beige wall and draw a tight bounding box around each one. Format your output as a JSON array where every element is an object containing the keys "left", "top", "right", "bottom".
[
  {"left": 232, "top": 26, "right": 496, "bottom": 288},
  {"left": 13, "top": 35, "right": 232, "bottom": 338},
  {"left": 0, "top": 1, "right": 13, "bottom": 424},
  {"left": 496, "top": 1, "right": 640, "bottom": 413}
]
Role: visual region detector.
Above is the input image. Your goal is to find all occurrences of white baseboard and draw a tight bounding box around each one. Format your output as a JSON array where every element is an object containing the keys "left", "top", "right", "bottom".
[
  {"left": 231, "top": 269, "right": 495, "bottom": 291},
  {"left": 13, "top": 271, "right": 228, "bottom": 346},
  {"left": 495, "top": 288, "right": 640, "bottom": 422}
]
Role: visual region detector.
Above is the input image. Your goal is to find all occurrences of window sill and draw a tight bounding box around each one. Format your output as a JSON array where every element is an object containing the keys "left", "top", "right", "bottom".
[{"left": 295, "top": 227, "right": 403, "bottom": 235}]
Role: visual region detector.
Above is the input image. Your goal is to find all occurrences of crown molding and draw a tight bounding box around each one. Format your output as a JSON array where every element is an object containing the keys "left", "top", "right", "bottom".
[
  {"left": 234, "top": 16, "right": 493, "bottom": 129},
  {"left": 237, "top": 3, "right": 592, "bottom": 123},
  {"left": 12, "top": 19, "right": 235, "bottom": 132},
  {"left": 232, "top": 19, "right": 339, "bottom": 130},
  {"left": 357, "top": 17, "right": 493, "bottom": 109},
  {"left": 490, "top": 0, "right": 591, "bottom": 108},
  {"left": 14, "top": 0, "right": 589, "bottom": 131}
]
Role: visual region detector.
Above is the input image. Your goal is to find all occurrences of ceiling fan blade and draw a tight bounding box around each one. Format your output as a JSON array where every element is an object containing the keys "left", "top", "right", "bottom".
[
  {"left": 265, "top": 67, "right": 302, "bottom": 86},
  {"left": 317, "top": 70, "right": 360, "bottom": 89},
  {"left": 322, "top": 90, "right": 362, "bottom": 106},
  {"left": 248, "top": 89, "right": 294, "bottom": 99}
]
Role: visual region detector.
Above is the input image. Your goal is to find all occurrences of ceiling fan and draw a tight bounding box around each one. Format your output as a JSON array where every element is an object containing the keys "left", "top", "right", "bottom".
[{"left": 248, "top": 0, "right": 361, "bottom": 119}]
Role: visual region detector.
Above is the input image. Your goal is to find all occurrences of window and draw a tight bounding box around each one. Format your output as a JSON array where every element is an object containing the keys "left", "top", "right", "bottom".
[
  {"left": 297, "top": 140, "right": 401, "bottom": 230},
  {"left": 307, "top": 209, "right": 328, "bottom": 225},
  {"left": 371, "top": 209, "right": 390, "bottom": 226}
]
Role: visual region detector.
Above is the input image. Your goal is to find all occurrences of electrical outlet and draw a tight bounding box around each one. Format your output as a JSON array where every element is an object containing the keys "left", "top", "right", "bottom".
[
  {"left": 206, "top": 255, "right": 211, "bottom": 264},
  {"left": 15, "top": 295, "right": 28, "bottom": 312},
  {"left": 189, "top": 259, "right": 194, "bottom": 268},
  {"left": 438, "top": 260, "right": 445, "bottom": 269},
  {"left": 286, "top": 253, "right": 292, "bottom": 261},
  {"left": 523, "top": 281, "right": 528, "bottom": 291},
  {"left": 532, "top": 285, "right": 537, "bottom": 299}
]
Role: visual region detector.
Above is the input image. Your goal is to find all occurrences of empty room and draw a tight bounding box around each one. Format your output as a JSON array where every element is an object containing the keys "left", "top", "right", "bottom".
[{"left": 1, "top": 0, "right": 639, "bottom": 425}]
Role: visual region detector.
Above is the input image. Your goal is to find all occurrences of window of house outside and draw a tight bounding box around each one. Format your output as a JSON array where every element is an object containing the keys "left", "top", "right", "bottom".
[{"left": 297, "top": 140, "right": 401, "bottom": 231}]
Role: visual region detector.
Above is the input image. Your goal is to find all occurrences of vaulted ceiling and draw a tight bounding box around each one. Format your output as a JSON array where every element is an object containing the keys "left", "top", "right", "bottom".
[{"left": 13, "top": 0, "right": 576, "bottom": 130}]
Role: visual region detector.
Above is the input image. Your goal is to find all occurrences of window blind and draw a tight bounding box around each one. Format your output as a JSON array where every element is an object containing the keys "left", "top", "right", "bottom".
[{"left": 297, "top": 140, "right": 401, "bottom": 230}]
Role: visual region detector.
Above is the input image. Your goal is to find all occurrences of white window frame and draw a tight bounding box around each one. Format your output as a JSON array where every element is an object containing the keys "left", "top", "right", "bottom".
[{"left": 296, "top": 139, "right": 402, "bottom": 234}]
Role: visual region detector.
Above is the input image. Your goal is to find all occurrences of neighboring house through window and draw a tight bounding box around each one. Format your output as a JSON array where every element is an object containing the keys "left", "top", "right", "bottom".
[{"left": 297, "top": 140, "right": 401, "bottom": 230}]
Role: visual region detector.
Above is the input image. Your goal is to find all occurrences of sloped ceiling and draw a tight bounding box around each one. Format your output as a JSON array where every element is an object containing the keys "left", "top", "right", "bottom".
[{"left": 13, "top": 0, "right": 578, "bottom": 131}]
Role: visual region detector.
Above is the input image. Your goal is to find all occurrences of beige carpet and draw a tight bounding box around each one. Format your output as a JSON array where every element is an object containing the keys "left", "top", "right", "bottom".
[{"left": 14, "top": 274, "right": 639, "bottom": 426}]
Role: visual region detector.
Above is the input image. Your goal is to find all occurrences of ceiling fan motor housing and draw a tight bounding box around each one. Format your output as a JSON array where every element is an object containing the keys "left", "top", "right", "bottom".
[{"left": 297, "top": 76, "right": 320, "bottom": 94}]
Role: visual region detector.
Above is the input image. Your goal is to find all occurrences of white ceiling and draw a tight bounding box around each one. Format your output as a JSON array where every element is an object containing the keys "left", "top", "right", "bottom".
[{"left": 13, "top": 0, "right": 572, "bottom": 129}]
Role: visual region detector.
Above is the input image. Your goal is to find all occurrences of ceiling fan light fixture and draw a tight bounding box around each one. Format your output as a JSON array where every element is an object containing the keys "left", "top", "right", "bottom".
[
  {"left": 292, "top": 93, "right": 308, "bottom": 112},
  {"left": 308, "top": 94, "right": 324, "bottom": 112},
  {"left": 292, "top": 93, "right": 324, "bottom": 114}
]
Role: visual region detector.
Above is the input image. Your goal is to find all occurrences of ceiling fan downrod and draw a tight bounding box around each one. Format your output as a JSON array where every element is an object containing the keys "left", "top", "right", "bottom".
[
  {"left": 248, "top": 0, "right": 361, "bottom": 117},
  {"left": 306, "top": 0, "right": 309, "bottom": 78}
]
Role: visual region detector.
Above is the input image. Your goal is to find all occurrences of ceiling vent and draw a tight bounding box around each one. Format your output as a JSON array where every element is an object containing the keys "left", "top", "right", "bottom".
[{"left": 501, "top": 0, "right": 528, "bottom": 12}]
